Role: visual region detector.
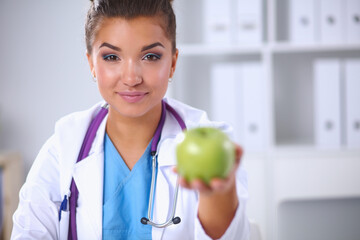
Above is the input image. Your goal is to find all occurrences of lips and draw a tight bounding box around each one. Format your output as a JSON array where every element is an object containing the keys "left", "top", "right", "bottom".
[{"left": 117, "top": 91, "right": 148, "bottom": 103}]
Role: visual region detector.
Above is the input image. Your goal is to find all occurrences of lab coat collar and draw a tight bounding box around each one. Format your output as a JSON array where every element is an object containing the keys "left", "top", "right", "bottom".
[
  {"left": 156, "top": 108, "right": 184, "bottom": 167},
  {"left": 156, "top": 98, "right": 211, "bottom": 167}
]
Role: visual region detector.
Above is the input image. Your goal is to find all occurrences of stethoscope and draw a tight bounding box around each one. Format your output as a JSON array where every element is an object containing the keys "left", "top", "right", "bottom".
[{"left": 64, "top": 100, "right": 186, "bottom": 240}]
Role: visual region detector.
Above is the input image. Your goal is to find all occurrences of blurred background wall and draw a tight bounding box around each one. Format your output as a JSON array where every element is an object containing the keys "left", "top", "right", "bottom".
[{"left": 0, "top": 0, "right": 102, "bottom": 173}]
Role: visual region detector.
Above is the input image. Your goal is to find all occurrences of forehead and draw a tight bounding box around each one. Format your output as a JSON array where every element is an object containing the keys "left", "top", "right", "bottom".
[{"left": 95, "top": 16, "right": 169, "bottom": 46}]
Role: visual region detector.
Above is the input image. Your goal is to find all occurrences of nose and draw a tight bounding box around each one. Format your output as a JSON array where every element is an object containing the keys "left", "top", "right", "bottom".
[{"left": 121, "top": 60, "right": 142, "bottom": 87}]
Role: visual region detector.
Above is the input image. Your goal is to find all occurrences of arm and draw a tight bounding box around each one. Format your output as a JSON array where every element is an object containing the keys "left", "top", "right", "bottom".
[
  {"left": 197, "top": 176, "right": 238, "bottom": 238},
  {"left": 11, "top": 136, "right": 61, "bottom": 240},
  {"left": 178, "top": 145, "right": 249, "bottom": 239}
]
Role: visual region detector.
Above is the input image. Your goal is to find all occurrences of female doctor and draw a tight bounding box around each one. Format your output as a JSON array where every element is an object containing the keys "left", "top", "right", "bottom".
[{"left": 11, "top": 0, "right": 249, "bottom": 239}]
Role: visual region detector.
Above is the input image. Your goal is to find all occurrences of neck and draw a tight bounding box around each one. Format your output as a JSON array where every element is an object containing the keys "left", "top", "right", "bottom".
[{"left": 105, "top": 102, "right": 163, "bottom": 153}]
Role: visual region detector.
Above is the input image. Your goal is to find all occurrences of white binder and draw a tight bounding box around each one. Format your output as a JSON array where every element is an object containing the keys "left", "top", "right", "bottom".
[
  {"left": 319, "top": 0, "right": 344, "bottom": 43},
  {"left": 238, "top": 62, "right": 266, "bottom": 151},
  {"left": 203, "top": 0, "right": 232, "bottom": 45},
  {"left": 236, "top": 0, "right": 263, "bottom": 45},
  {"left": 345, "top": 0, "right": 360, "bottom": 43},
  {"left": 289, "top": 0, "right": 316, "bottom": 43},
  {"left": 344, "top": 60, "right": 360, "bottom": 149},
  {"left": 314, "top": 59, "right": 341, "bottom": 149},
  {"left": 210, "top": 63, "right": 241, "bottom": 142}
]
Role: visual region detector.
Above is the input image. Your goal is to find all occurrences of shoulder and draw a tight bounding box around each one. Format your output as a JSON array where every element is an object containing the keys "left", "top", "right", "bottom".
[
  {"left": 50, "top": 101, "right": 106, "bottom": 163},
  {"left": 165, "top": 98, "right": 208, "bottom": 124},
  {"left": 165, "top": 98, "right": 234, "bottom": 139},
  {"left": 54, "top": 101, "right": 105, "bottom": 132}
]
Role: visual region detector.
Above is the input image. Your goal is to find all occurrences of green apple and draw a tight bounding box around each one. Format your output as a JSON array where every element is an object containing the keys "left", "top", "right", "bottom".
[{"left": 176, "top": 127, "right": 235, "bottom": 184}]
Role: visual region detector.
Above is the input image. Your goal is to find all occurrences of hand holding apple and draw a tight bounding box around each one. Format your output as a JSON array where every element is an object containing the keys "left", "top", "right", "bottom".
[
  {"left": 175, "top": 128, "right": 242, "bottom": 238},
  {"left": 176, "top": 127, "right": 236, "bottom": 185}
]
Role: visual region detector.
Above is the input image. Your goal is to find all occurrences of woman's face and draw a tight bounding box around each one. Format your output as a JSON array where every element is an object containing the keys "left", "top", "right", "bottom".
[{"left": 87, "top": 16, "right": 178, "bottom": 119}]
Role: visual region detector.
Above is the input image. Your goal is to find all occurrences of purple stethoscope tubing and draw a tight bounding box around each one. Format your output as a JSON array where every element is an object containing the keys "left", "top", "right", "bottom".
[{"left": 66, "top": 100, "right": 186, "bottom": 240}]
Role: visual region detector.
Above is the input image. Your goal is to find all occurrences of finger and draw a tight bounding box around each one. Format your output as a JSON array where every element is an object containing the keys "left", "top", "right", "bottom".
[
  {"left": 236, "top": 144, "right": 243, "bottom": 158},
  {"left": 178, "top": 176, "right": 192, "bottom": 189},
  {"left": 190, "top": 179, "right": 212, "bottom": 193},
  {"left": 209, "top": 178, "right": 226, "bottom": 191},
  {"left": 210, "top": 176, "right": 235, "bottom": 193},
  {"left": 235, "top": 144, "right": 243, "bottom": 165}
]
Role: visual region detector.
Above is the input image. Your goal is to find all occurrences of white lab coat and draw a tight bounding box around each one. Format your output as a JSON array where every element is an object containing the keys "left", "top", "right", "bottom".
[{"left": 11, "top": 98, "right": 250, "bottom": 240}]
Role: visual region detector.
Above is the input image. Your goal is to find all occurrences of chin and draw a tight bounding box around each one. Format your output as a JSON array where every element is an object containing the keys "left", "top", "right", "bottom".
[{"left": 111, "top": 101, "right": 161, "bottom": 119}]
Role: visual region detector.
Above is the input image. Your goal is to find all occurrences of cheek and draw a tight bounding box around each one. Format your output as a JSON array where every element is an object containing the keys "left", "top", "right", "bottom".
[
  {"left": 147, "top": 62, "right": 171, "bottom": 86},
  {"left": 95, "top": 61, "right": 118, "bottom": 86}
]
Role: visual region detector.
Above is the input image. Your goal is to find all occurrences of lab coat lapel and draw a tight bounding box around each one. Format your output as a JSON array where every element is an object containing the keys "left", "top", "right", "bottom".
[
  {"left": 72, "top": 113, "right": 107, "bottom": 239},
  {"left": 156, "top": 108, "right": 184, "bottom": 167},
  {"left": 73, "top": 152, "right": 103, "bottom": 239}
]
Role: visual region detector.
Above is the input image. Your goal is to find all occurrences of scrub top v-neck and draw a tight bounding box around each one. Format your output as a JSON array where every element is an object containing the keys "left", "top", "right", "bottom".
[{"left": 102, "top": 133, "right": 156, "bottom": 240}]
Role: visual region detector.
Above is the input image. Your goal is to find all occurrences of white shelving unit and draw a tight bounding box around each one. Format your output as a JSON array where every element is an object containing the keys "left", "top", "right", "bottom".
[{"left": 172, "top": 1, "right": 360, "bottom": 239}]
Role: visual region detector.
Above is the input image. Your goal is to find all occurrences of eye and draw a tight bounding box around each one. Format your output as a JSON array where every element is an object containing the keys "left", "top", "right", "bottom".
[
  {"left": 143, "top": 53, "right": 162, "bottom": 61},
  {"left": 103, "top": 54, "right": 119, "bottom": 62}
]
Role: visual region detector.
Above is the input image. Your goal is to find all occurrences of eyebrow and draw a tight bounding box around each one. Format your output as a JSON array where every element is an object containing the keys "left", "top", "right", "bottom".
[
  {"left": 99, "top": 41, "right": 165, "bottom": 52},
  {"left": 141, "top": 42, "right": 165, "bottom": 52},
  {"left": 99, "top": 42, "right": 121, "bottom": 51}
]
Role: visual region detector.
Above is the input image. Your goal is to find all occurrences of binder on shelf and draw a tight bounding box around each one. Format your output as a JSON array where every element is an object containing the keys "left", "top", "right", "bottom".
[
  {"left": 203, "top": 0, "right": 232, "bottom": 45},
  {"left": 289, "top": 0, "right": 316, "bottom": 43},
  {"left": 319, "top": 0, "right": 344, "bottom": 43},
  {"left": 345, "top": 0, "right": 360, "bottom": 44},
  {"left": 313, "top": 59, "right": 341, "bottom": 149},
  {"left": 210, "top": 63, "right": 240, "bottom": 142},
  {"left": 239, "top": 62, "right": 266, "bottom": 151},
  {"left": 236, "top": 0, "right": 263, "bottom": 45},
  {"left": 344, "top": 60, "right": 360, "bottom": 149}
]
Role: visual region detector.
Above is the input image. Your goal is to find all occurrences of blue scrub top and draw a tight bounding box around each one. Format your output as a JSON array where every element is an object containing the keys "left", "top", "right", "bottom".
[{"left": 102, "top": 133, "right": 156, "bottom": 240}]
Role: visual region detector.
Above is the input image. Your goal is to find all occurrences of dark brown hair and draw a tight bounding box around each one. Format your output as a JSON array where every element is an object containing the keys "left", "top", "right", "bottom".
[{"left": 86, "top": 0, "right": 176, "bottom": 54}]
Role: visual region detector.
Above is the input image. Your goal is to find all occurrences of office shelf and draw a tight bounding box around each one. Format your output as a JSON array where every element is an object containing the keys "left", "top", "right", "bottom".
[{"left": 173, "top": 1, "right": 360, "bottom": 239}]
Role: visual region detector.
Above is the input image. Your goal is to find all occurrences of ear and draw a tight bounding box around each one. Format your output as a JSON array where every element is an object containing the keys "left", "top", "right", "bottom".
[
  {"left": 169, "top": 48, "right": 179, "bottom": 78},
  {"left": 86, "top": 51, "right": 96, "bottom": 77}
]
